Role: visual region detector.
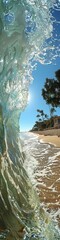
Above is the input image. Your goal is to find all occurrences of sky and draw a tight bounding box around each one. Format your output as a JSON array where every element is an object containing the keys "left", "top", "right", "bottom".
[{"left": 20, "top": 5, "right": 60, "bottom": 132}]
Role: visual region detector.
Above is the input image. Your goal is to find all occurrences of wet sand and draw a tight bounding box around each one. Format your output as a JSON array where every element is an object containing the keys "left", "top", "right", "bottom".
[
  {"left": 37, "top": 153, "right": 60, "bottom": 227},
  {"left": 32, "top": 130, "right": 60, "bottom": 147},
  {"left": 30, "top": 132, "right": 60, "bottom": 226},
  {"left": 37, "top": 134, "right": 60, "bottom": 147},
  {"left": 32, "top": 132, "right": 60, "bottom": 226}
]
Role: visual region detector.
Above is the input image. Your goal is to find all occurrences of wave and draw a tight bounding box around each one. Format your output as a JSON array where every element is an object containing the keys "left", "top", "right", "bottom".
[{"left": 0, "top": 0, "right": 60, "bottom": 239}]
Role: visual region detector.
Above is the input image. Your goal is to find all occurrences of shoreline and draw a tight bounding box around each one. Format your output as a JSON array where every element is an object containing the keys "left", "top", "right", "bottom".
[
  {"left": 31, "top": 130, "right": 60, "bottom": 148},
  {"left": 38, "top": 134, "right": 60, "bottom": 147}
]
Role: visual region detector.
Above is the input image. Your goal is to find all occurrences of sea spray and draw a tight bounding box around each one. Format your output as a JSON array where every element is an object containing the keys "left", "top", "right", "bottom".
[{"left": 0, "top": 0, "right": 60, "bottom": 239}]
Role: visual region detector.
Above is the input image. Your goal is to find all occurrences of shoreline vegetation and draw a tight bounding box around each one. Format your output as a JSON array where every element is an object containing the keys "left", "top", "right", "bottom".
[
  {"left": 30, "top": 129, "right": 60, "bottom": 147},
  {"left": 30, "top": 69, "right": 60, "bottom": 145}
]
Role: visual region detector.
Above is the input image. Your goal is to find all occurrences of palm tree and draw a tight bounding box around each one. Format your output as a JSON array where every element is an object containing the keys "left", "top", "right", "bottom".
[
  {"left": 36, "top": 109, "right": 49, "bottom": 130},
  {"left": 37, "top": 109, "right": 45, "bottom": 121},
  {"left": 36, "top": 114, "right": 40, "bottom": 118},
  {"left": 40, "top": 110, "right": 45, "bottom": 121}
]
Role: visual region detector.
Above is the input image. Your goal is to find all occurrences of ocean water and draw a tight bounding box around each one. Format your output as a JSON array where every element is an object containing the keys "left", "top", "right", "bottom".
[
  {"left": 0, "top": 0, "right": 60, "bottom": 239},
  {"left": 21, "top": 132, "right": 60, "bottom": 219}
]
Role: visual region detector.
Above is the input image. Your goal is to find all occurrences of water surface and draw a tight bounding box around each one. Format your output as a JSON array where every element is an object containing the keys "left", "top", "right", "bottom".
[
  {"left": 22, "top": 132, "right": 60, "bottom": 228},
  {"left": 0, "top": 0, "right": 60, "bottom": 239}
]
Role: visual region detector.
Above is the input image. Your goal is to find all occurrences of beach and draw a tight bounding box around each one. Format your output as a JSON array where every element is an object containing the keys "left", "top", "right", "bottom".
[
  {"left": 23, "top": 132, "right": 60, "bottom": 227},
  {"left": 32, "top": 129, "right": 60, "bottom": 147},
  {"left": 36, "top": 134, "right": 60, "bottom": 147}
]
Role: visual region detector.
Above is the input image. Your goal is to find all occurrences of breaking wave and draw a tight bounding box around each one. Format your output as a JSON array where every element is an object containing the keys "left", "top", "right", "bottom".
[{"left": 0, "top": 0, "right": 60, "bottom": 239}]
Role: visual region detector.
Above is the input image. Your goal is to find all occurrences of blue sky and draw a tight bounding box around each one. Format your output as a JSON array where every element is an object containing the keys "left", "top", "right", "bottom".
[
  {"left": 20, "top": 59, "right": 60, "bottom": 131},
  {"left": 20, "top": 6, "right": 60, "bottom": 132}
]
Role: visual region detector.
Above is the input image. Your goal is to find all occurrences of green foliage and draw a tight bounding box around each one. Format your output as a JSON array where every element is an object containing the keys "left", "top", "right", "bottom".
[
  {"left": 32, "top": 109, "right": 49, "bottom": 131},
  {"left": 50, "top": 107, "right": 56, "bottom": 118},
  {"left": 42, "top": 69, "right": 60, "bottom": 107},
  {"left": 31, "top": 70, "right": 60, "bottom": 132},
  {"left": 37, "top": 109, "right": 48, "bottom": 121}
]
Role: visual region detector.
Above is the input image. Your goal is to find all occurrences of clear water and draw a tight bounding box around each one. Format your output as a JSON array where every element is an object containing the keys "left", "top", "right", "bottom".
[{"left": 0, "top": 0, "right": 60, "bottom": 239}]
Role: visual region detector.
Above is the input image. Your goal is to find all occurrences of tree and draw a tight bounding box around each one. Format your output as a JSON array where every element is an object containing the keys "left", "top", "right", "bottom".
[
  {"left": 42, "top": 69, "right": 60, "bottom": 107},
  {"left": 36, "top": 109, "right": 49, "bottom": 130},
  {"left": 50, "top": 107, "right": 56, "bottom": 118},
  {"left": 36, "top": 114, "right": 40, "bottom": 118},
  {"left": 37, "top": 109, "right": 45, "bottom": 121},
  {"left": 37, "top": 109, "right": 48, "bottom": 121},
  {"left": 44, "top": 114, "right": 48, "bottom": 120},
  {"left": 55, "top": 69, "right": 60, "bottom": 81},
  {"left": 33, "top": 121, "right": 41, "bottom": 131}
]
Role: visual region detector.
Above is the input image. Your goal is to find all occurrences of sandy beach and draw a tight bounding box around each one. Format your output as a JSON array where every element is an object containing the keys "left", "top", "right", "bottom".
[
  {"left": 23, "top": 132, "right": 60, "bottom": 228},
  {"left": 37, "top": 134, "right": 60, "bottom": 147},
  {"left": 32, "top": 129, "right": 60, "bottom": 147}
]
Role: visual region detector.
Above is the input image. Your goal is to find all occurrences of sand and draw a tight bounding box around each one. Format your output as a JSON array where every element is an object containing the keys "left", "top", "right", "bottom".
[
  {"left": 38, "top": 134, "right": 60, "bottom": 147},
  {"left": 32, "top": 130, "right": 60, "bottom": 148}
]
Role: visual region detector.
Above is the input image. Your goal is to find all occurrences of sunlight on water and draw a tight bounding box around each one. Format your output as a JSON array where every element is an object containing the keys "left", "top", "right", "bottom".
[{"left": 0, "top": 0, "right": 60, "bottom": 239}]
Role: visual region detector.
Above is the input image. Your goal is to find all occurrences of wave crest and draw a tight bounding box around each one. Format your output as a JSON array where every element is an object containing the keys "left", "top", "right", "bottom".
[{"left": 0, "top": 1, "right": 60, "bottom": 239}]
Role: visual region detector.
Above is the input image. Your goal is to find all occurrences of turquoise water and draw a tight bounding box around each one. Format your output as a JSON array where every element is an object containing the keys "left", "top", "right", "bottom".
[{"left": 0, "top": 0, "right": 60, "bottom": 239}]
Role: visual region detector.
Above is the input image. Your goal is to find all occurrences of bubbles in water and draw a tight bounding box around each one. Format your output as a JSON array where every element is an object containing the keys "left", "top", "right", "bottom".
[
  {"left": 0, "top": 58, "right": 4, "bottom": 74},
  {"left": 4, "top": 47, "right": 16, "bottom": 65},
  {"left": 4, "top": 12, "right": 15, "bottom": 24},
  {"left": 0, "top": 1, "right": 60, "bottom": 240},
  {"left": 2, "top": 0, "right": 13, "bottom": 9},
  {"left": 0, "top": 0, "right": 60, "bottom": 115},
  {"left": 25, "top": 11, "right": 36, "bottom": 34}
]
